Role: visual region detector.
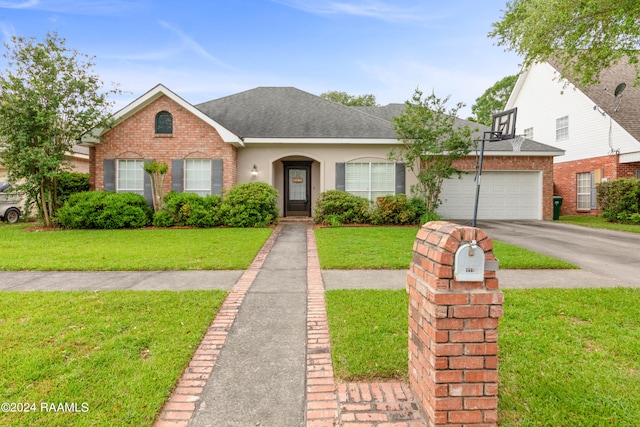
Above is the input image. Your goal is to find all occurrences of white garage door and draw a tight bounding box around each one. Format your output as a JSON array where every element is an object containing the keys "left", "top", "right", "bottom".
[{"left": 437, "top": 171, "right": 541, "bottom": 220}]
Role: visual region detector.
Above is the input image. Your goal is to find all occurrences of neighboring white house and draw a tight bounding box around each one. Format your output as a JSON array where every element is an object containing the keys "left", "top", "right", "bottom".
[{"left": 506, "top": 58, "right": 640, "bottom": 215}]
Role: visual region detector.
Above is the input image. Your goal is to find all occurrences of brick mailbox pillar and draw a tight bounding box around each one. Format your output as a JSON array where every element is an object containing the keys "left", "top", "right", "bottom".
[{"left": 407, "top": 221, "right": 503, "bottom": 426}]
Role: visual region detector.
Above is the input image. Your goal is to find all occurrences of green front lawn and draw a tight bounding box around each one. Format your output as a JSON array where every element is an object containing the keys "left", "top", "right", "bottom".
[
  {"left": 0, "top": 290, "right": 227, "bottom": 427},
  {"left": 326, "top": 288, "right": 640, "bottom": 426},
  {"left": 315, "top": 226, "right": 576, "bottom": 269},
  {"left": 560, "top": 215, "right": 640, "bottom": 233},
  {"left": 0, "top": 224, "right": 272, "bottom": 270}
]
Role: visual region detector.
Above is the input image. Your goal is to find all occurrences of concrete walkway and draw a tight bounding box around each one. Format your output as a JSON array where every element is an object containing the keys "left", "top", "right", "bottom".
[{"left": 189, "top": 223, "right": 308, "bottom": 427}]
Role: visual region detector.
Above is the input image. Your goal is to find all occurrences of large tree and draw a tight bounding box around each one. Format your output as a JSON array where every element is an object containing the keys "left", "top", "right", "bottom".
[
  {"left": 0, "top": 32, "right": 119, "bottom": 226},
  {"left": 469, "top": 74, "right": 518, "bottom": 126},
  {"left": 389, "top": 88, "right": 474, "bottom": 213},
  {"left": 320, "top": 90, "right": 379, "bottom": 107},
  {"left": 490, "top": 0, "right": 640, "bottom": 87}
]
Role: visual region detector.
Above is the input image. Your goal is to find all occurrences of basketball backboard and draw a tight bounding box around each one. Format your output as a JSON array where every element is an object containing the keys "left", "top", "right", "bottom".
[{"left": 490, "top": 108, "right": 517, "bottom": 140}]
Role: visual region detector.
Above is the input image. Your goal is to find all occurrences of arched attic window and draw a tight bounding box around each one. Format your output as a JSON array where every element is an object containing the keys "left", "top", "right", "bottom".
[{"left": 155, "top": 111, "right": 173, "bottom": 134}]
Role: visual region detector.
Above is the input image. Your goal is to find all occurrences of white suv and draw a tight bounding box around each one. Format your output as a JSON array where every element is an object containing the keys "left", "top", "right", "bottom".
[{"left": 0, "top": 182, "right": 21, "bottom": 223}]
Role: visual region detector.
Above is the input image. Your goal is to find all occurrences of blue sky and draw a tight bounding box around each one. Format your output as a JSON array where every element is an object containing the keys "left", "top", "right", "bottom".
[{"left": 0, "top": 0, "right": 521, "bottom": 117}]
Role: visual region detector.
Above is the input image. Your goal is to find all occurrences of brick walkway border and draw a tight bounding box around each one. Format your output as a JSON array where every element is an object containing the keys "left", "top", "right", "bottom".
[
  {"left": 305, "top": 224, "right": 427, "bottom": 427},
  {"left": 153, "top": 225, "right": 283, "bottom": 427}
]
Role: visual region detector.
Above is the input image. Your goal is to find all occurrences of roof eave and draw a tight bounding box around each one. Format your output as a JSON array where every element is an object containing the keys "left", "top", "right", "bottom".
[{"left": 81, "top": 84, "right": 245, "bottom": 148}]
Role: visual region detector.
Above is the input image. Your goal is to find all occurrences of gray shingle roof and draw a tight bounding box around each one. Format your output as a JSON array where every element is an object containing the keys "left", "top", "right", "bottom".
[
  {"left": 355, "top": 104, "right": 562, "bottom": 153},
  {"left": 196, "top": 87, "right": 397, "bottom": 139},
  {"left": 195, "top": 87, "right": 562, "bottom": 153}
]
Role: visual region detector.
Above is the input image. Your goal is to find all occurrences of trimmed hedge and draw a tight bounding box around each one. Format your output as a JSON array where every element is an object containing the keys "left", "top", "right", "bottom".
[
  {"left": 597, "top": 178, "right": 640, "bottom": 224},
  {"left": 56, "top": 191, "right": 153, "bottom": 229},
  {"left": 314, "top": 190, "right": 370, "bottom": 226},
  {"left": 314, "top": 190, "right": 431, "bottom": 226},
  {"left": 371, "top": 194, "right": 426, "bottom": 225},
  {"left": 222, "top": 182, "right": 279, "bottom": 227},
  {"left": 153, "top": 192, "right": 224, "bottom": 227}
]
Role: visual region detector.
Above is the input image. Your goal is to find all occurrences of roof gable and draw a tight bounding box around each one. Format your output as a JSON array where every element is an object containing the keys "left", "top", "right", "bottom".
[
  {"left": 539, "top": 58, "right": 640, "bottom": 142},
  {"left": 81, "top": 84, "right": 244, "bottom": 147}
]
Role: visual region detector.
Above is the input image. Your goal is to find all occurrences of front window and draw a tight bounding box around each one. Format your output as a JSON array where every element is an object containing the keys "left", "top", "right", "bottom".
[
  {"left": 577, "top": 172, "right": 592, "bottom": 210},
  {"left": 117, "top": 159, "right": 144, "bottom": 195},
  {"left": 556, "top": 116, "right": 569, "bottom": 141},
  {"left": 345, "top": 162, "right": 395, "bottom": 200},
  {"left": 155, "top": 111, "right": 173, "bottom": 134},
  {"left": 185, "top": 159, "right": 211, "bottom": 196}
]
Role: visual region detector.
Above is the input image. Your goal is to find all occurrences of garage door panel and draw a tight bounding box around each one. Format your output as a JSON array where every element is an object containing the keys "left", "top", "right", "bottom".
[{"left": 438, "top": 171, "right": 540, "bottom": 220}]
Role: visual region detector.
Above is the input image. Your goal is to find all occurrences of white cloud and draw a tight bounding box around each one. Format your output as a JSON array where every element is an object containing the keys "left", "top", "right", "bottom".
[
  {"left": 0, "top": 0, "right": 38, "bottom": 9},
  {"left": 0, "top": 0, "right": 146, "bottom": 15},
  {"left": 270, "top": 0, "right": 449, "bottom": 24},
  {"left": 157, "top": 21, "right": 237, "bottom": 70}
]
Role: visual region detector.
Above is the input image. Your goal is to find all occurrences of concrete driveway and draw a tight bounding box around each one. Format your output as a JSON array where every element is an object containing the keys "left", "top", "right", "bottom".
[{"left": 476, "top": 220, "right": 640, "bottom": 287}]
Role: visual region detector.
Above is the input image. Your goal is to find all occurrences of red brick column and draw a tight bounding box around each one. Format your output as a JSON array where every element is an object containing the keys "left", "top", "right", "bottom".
[{"left": 407, "top": 221, "right": 503, "bottom": 426}]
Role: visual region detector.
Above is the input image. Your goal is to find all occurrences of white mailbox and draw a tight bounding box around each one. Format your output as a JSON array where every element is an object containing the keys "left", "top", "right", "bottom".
[{"left": 454, "top": 240, "right": 485, "bottom": 282}]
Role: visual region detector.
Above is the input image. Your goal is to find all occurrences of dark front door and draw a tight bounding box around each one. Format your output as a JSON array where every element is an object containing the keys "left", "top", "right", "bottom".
[{"left": 284, "top": 162, "right": 312, "bottom": 217}]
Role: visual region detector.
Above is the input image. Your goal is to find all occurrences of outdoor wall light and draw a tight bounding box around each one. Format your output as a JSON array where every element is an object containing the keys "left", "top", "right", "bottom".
[{"left": 251, "top": 165, "right": 258, "bottom": 176}]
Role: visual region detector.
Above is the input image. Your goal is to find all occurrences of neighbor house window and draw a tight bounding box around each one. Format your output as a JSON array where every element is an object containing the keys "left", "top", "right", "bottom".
[
  {"left": 576, "top": 172, "right": 592, "bottom": 210},
  {"left": 556, "top": 116, "right": 569, "bottom": 141},
  {"left": 524, "top": 127, "right": 533, "bottom": 139},
  {"left": 117, "top": 159, "right": 144, "bottom": 195},
  {"left": 636, "top": 169, "right": 640, "bottom": 179},
  {"left": 345, "top": 162, "right": 395, "bottom": 200},
  {"left": 184, "top": 159, "right": 211, "bottom": 197},
  {"left": 155, "top": 111, "right": 173, "bottom": 134}
]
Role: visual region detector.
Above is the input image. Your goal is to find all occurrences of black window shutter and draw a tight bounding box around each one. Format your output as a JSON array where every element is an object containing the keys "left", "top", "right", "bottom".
[
  {"left": 395, "top": 163, "right": 406, "bottom": 195},
  {"left": 143, "top": 159, "right": 153, "bottom": 206},
  {"left": 171, "top": 159, "right": 183, "bottom": 193},
  {"left": 336, "top": 163, "right": 345, "bottom": 191},
  {"left": 104, "top": 159, "right": 115, "bottom": 192},
  {"left": 211, "top": 159, "right": 223, "bottom": 196}
]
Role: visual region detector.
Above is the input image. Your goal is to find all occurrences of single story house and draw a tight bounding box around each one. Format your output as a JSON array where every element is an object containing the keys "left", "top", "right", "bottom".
[
  {"left": 506, "top": 58, "right": 640, "bottom": 215},
  {"left": 80, "top": 84, "right": 563, "bottom": 220}
]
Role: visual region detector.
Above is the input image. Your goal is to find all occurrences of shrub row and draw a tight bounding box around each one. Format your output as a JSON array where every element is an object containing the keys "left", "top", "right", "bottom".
[
  {"left": 56, "top": 191, "right": 153, "bottom": 229},
  {"left": 314, "top": 190, "right": 433, "bottom": 226},
  {"left": 597, "top": 178, "right": 640, "bottom": 224},
  {"left": 57, "top": 182, "right": 280, "bottom": 229},
  {"left": 154, "top": 182, "right": 279, "bottom": 228}
]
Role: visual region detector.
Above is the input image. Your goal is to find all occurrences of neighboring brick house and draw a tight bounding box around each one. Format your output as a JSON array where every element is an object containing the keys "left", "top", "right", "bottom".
[
  {"left": 81, "top": 84, "right": 563, "bottom": 220},
  {"left": 506, "top": 58, "right": 640, "bottom": 216}
]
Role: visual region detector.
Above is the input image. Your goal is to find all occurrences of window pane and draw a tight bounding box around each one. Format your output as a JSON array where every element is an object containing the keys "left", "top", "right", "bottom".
[
  {"left": 117, "top": 159, "right": 144, "bottom": 195},
  {"left": 576, "top": 172, "right": 591, "bottom": 210},
  {"left": 556, "top": 116, "right": 569, "bottom": 141},
  {"left": 155, "top": 111, "right": 173, "bottom": 134},
  {"left": 345, "top": 162, "right": 395, "bottom": 200},
  {"left": 371, "top": 163, "right": 395, "bottom": 192},
  {"left": 289, "top": 169, "right": 306, "bottom": 201},
  {"left": 185, "top": 159, "right": 211, "bottom": 196},
  {"left": 345, "top": 163, "right": 370, "bottom": 191}
]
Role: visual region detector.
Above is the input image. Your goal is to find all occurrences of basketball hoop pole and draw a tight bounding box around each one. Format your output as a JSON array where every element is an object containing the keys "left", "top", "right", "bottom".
[
  {"left": 472, "top": 131, "right": 497, "bottom": 227},
  {"left": 472, "top": 108, "right": 518, "bottom": 228}
]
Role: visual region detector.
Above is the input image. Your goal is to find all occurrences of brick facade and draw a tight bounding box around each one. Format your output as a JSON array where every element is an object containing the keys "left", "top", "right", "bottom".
[
  {"left": 453, "top": 155, "right": 556, "bottom": 220},
  {"left": 407, "top": 221, "right": 503, "bottom": 427},
  {"left": 554, "top": 155, "right": 640, "bottom": 215},
  {"left": 89, "top": 95, "right": 237, "bottom": 194}
]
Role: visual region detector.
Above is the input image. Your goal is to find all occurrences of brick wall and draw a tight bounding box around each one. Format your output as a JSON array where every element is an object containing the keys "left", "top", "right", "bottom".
[
  {"left": 453, "top": 155, "right": 555, "bottom": 220},
  {"left": 553, "top": 155, "right": 640, "bottom": 215},
  {"left": 89, "top": 95, "right": 237, "bottom": 193},
  {"left": 407, "top": 221, "right": 503, "bottom": 426}
]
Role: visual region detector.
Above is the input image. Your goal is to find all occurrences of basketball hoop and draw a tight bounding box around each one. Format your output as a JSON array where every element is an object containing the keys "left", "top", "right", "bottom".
[{"left": 510, "top": 135, "right": 526, "bottom": 152}]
